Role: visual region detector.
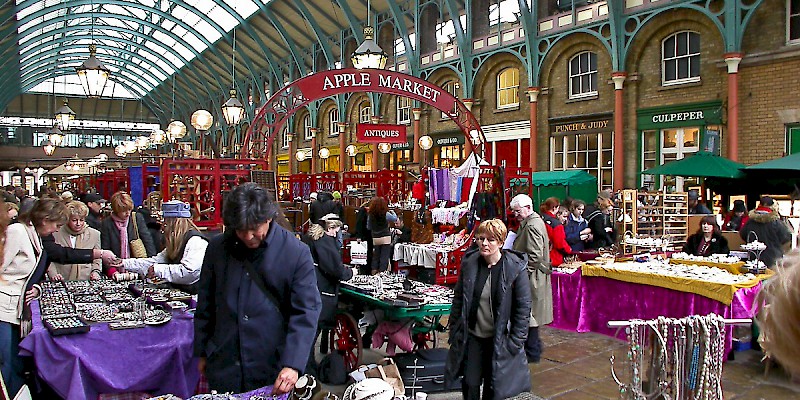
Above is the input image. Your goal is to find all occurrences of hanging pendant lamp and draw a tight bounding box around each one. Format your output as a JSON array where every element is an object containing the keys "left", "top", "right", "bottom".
[{"left": 76, "top": 44, "right": 110, "bottom": 98}]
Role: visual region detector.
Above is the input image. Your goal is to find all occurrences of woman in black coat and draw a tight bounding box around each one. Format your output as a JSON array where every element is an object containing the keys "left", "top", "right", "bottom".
[
  {"left": 305, "top": 217, "right": 353, "bottom": 375},
  {"left": 684, "top": 215, "right": 729, "bottom": 256},
  {"left": 445, "top": 219, "right": 532, "bottom": 400},
  {"left": 100, "top": 192, "right": 156, "bottom": 277}
]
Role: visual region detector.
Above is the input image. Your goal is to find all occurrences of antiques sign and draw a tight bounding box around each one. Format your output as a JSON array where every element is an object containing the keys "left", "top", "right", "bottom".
[{"left": 356, "top": 123, "right": 407, "bottom": 143}]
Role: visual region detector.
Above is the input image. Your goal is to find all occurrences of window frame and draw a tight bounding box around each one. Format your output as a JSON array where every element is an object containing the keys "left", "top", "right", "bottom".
[
  {"left": 397, "top": 96, "right": 411, "bottom": 125},
  {"left": 789, "top": 0, "right": 800, "bottom": 44},
  {"left": 661, "top": 31, "right": 701, "bottom": 86},
  {"left": 281, "top": 127, "right": 290, "bottom": 149},
  {"left": 550, "top": 132, "right": 614, "bottom": 191},
  {"left": 328, "top": 108, "right": 339, "bottom": 137},
  {"left": 303, "top": 115, "right": 313, "bottom": 141},
  {"left": 441, "top": 80, "right": 460, "bottom": 119},
  {"left": 568, "top": 51, "right": 598, "bottom": 100},
  {"left": 496, "top": 67, "right": 520, "bottom": 110},
  {"left": 359, "top": 103, "right": 372, "bottom": 123}
]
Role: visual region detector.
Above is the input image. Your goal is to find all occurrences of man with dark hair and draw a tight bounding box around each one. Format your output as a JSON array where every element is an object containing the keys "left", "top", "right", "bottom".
[
  {"left": 194, "top": 183, "right": 321, "bottom": 394},
  {"left": 83, "top": 193, "right": 106, "bottom": 231},
  {"left": 740, "top": 196, "right": 792, "bottom": 267}
]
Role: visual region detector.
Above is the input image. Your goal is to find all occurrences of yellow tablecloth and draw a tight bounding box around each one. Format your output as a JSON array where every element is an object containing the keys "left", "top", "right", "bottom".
[
  {"left": 581, "top": 262, "right": 773, "bottom": 305},
  {"left": 668, "top": 258, "right": 746, "bottom": 275}
]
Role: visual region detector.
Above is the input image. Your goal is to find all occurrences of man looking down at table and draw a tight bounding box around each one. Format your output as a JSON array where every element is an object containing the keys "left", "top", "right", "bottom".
[{"left": 194, "top": 183, "right": 321, "bottom": 394}]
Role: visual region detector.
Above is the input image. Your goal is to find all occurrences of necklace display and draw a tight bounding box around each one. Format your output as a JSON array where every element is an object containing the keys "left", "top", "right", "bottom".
[{"left": 610, "top": 314, "right": 726, "bottom": 399}]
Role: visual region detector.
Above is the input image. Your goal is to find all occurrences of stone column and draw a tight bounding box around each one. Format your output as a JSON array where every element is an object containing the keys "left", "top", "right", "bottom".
[
  {"left": 338, "top": 122, "right": 347, "bottom": 172},
  {"left": 611, "top": 72, "right": 627, "bottom": 191},
  {"left": 724, "top": 53, "right": 743, "bottom": 162},
  {"left": 310, "top": 128, "right": 318, "bottom": 173},
  {"left": 412, "top": 108, "right": 422, "bottom": 164},
  {"left": 526, "top": 88, "right": 540, "bottom": 170}
]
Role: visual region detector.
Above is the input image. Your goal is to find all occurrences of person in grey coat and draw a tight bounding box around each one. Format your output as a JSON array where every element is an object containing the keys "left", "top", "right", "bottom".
[
  {"left": 194, "top": 183, "right": 321, "bottom": 395},
  {"left": 445, "top": 219, "right": 532, "bottom": 400},
  {"left": 510, "top": 193, "right": 552, "bottom": 363}
]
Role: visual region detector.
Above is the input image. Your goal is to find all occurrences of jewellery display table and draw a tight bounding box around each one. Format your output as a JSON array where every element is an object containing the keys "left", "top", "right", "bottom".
[
  {"left": 19, "top": 301, "right": 200, "bottom": 400},
  {"left": 550, "top": 268, "right": 761, "bottom": 354}
]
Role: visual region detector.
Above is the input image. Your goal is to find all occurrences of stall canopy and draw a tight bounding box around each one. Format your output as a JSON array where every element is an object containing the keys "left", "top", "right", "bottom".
[
  {"left": 744, "top": 152, "right": 800, "bottom": 174},
  {"left": 642, "top": 151, "right": 745, "bottom": 179},
  {"left": 530, "top": 170, "right": 598, "bottom": 206}
]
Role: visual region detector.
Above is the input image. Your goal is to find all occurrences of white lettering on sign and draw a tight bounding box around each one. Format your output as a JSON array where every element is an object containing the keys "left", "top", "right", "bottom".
[
  {"left": 436, "top": 137, "right": 459, "bottom": 146},
  {"left": 378, "top": 74, "right": 441, "bottom": 102},
  {"left": 322, "top": 72, "right": 372, "bottom": 91},
  {"left": 363, "top": 129, "right": 401, "bottom": 139},
  {"left": 651, "top": 111, "right": 705, "bottom": 124}
]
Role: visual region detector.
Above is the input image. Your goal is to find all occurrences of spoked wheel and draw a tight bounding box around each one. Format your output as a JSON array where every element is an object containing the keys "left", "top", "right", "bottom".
[
  {"left": 330, "top": 312, "right": 363, "bottom": 372},
  {"left": 412, "top": 330, "right": 437, "bottom": 351}
]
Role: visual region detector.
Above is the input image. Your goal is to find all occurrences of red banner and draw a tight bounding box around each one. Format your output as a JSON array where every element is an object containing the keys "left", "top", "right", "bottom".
[{"left": 356, "top": 123, "right": 407, "bottom": 143}]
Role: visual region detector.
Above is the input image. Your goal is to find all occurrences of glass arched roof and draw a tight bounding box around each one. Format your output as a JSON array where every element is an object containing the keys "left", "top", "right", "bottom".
[{"left": 16, "top": 0, "right": 264, "bottom": 99}]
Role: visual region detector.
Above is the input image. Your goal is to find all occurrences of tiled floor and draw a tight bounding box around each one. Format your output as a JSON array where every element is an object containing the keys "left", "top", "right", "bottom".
[{"left": 324, "top": 325, "right": 800, "bottom": 399}]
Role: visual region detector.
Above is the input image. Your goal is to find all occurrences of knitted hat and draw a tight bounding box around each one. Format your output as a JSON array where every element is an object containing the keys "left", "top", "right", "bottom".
[
  {"left": 332, "top": 191, "right": 342, "bottom": 200},
  {"left": 732, "top": 200, "right": 746, "bottom": 213},
  {"left": 162, "top": 200, "right": 192, "bottom": 218}
]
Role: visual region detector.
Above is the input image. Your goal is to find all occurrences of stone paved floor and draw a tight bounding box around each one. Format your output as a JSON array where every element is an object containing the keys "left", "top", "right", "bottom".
[{"left": 323, "top": 325, "right": 800, "bottom": 399}]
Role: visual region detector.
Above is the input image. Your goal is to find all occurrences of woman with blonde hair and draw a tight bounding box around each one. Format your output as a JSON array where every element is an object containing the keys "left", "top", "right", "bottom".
[
  {"left": 122, "top": 201, "right": 207, "bottom": 293},
  {"left": 1, "top": 199, "right": 68, "bottom": 397},
  {"left": 100, "top": 191, "right": 156, "bottom": 277},
  {"left": 445, "top": 219, "right": 532, "bottom": 400},
  {"left": 47, "top": 201, "right": 102, "bottom": 281},
  {"left": 757, "top": 252, "right": 800, "bottom": 376}
]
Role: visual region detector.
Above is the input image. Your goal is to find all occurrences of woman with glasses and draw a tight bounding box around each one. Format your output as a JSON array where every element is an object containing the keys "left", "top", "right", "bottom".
[{"left": 445, "top": 219, "right": 532, "bottom": 400}]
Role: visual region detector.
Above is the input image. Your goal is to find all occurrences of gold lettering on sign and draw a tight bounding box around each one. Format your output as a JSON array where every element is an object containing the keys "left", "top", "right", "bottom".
[{"left": 553, "top": 119, "right": 609, "bottom": 133}]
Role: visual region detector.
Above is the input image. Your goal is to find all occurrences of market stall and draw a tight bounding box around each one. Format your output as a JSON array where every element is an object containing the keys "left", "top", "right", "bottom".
[{"left": 19, "top": 280, "right": 199, "bottom": 399}]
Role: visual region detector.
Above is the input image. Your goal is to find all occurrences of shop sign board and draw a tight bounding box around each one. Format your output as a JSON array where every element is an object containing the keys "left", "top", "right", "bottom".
[
  {"left": 550, "top": 117, "right": 612, "bottom": 135},
  {"left": 356, "top": 123, "right": 407, "bottom": 143},
  {"left": 636, "top": 101, "right": 723, "bottom": 130},
  {"left": 391, "top": 140, "right": 412, "bottom": 150}
]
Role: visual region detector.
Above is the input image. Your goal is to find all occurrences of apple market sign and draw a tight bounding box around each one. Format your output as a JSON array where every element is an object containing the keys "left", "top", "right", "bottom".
[{"left": 242, "top": 69, "right": 485, "bottom": 164}]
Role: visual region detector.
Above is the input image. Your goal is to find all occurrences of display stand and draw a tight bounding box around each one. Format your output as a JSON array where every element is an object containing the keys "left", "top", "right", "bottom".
[
  {"left": 620, "top": 190, "right": 689, "bottom": 254},
  {"left": 161, "top": 159, "right": 267, "bottom": 228}
]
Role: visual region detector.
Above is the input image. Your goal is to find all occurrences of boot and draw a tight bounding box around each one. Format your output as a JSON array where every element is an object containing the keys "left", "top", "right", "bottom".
[{"left": 525, "top": 326, "right": 542, "bottom": 363}]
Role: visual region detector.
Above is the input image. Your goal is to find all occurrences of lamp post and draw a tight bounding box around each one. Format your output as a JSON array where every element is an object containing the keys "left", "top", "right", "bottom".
[
  {"left": 346, "top": 144, "right": 357, "bottom": 171},
  {"left": 378, "top": 143, "right": 391, "bottom": 170},
  {"left": 167, "top": 121, "right": 187, "bottom": 157},
  {"left": 191, "top": 110, "right": 214, "bottom": 157},
  {"left": 319, "top": 147, "right": 330, "bottom": 172},
  {"left": 419, "top": 135, "right": 433, "bottom": 168}
]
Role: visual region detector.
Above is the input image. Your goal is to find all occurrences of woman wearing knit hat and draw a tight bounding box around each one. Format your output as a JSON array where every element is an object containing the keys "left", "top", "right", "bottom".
[
  {"left": 723, "top": 200, "right": 748, "bottom": 232},
  {"left": 122, "top": 200, "right": 208, "bottom": 294}
]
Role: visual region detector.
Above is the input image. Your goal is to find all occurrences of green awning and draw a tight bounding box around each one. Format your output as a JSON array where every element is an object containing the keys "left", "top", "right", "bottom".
[
  {"left": 531, "top": 170, "right": 597, "bottom": 187},
  {"left": 642, "top": 151, "right": 745, "bottom": 179},
  {"left": 745, "top": 152, "right": 800, "bottom": 171}
]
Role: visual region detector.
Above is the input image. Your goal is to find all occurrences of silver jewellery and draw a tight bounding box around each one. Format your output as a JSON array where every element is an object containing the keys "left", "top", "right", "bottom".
[{"left": 610, "top": 314, "right": 727, "bottom": 400}]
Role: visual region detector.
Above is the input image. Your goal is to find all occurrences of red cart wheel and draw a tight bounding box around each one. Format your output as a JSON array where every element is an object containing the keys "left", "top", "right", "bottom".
[
  {"left": 412, "top": 331, "right": 437, "bottom": 351},
  {"left": 330, "top": 313, "right": 363, "bottom": 372}
]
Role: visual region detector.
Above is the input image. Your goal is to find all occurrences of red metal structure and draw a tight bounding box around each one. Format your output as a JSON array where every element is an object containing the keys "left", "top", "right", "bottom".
[
  {"left": 96, "top": 170, "right": 130, "bottom": 200},
  {"left": 340, "top": 171, "right": 409, "bottom": 202},
  {"left": 161, "top": 159, "right": 267, "bottom": 229}
]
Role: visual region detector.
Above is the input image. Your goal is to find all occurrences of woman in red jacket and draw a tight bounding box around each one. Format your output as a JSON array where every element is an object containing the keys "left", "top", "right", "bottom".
[{"left": 540, "top": 197, "right": 572, "bottom": 267}]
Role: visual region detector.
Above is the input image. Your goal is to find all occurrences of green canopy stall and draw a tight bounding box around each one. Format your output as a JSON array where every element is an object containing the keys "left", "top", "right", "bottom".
[{"left": 530, "top": 170, "right": 598, "bottom": 207}]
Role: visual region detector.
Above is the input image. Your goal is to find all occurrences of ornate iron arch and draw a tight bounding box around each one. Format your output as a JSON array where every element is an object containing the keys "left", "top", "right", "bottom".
[{"left": 243, "top": 68, "right": 487, "bottom": 164}]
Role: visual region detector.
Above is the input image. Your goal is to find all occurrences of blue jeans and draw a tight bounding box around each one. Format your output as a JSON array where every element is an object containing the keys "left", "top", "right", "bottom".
[{"left": 0, "top": 321, "right": 24, "bottom": 398}]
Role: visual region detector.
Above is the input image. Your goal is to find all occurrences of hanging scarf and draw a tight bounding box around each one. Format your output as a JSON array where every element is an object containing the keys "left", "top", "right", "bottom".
[{"left": 112, "top": 214, "right": 130, "bottom": 259}]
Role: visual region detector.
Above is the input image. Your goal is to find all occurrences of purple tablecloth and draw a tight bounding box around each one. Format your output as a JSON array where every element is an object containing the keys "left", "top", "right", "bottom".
[
  {"left": 550, "top": 269, "right": 761, "bottom": 353},
  {"left": 19, "top": 302, "right": 200, "bottom": 400}
]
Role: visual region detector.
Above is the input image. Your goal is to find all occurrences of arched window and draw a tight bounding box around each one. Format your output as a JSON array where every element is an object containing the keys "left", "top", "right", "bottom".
[
  {"left": 497, "top": 67, "right": 519, "bottom": 109},
  {"left": 281, "top": 126, "right": 290, "bottom": 149},
  {"left": 662, "top": 31, "right": 700, "bottom": 85},
  {"left": 329, "top": 108, "right": 339, "bottom": 136},
  {"left": 360, "top": 102, "right": 372, "bottom": 123},
  {"left": 303, "top": 115, "right": 313, "bottom": 140},
  {"left": 568, "top": 51, "right": 598, "bottom": 99},
  {"left": 441, "top": 80, "right": 460, "bottom": 119},
  {"left": 397, "top": 97, "right": 411, "bottom": 124}
]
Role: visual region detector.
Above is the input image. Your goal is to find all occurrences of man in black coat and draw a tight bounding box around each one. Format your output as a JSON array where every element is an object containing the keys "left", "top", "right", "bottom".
[
  {"left": 194, "top": 183, "right": 321, "bottom": 395},
  {"left": 309, "top": 192, "right": 338, "bottom": 226},
  {"left": 83, "top": 193, "right": 106, "bottom": 231}
]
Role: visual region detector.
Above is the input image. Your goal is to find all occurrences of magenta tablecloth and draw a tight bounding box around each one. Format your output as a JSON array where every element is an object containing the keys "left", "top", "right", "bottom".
[
  {"left": 550, "top": 269, "right": 761, "bottom": 353},
  {"left": 19, "top": 302, "right": 200, "bottom": 400}
]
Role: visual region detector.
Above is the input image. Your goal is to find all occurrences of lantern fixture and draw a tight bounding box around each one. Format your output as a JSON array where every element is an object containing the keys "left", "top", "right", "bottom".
[
  {"left": 122, "top": 140, "right": 137, "bottom": 154},
  {"left": 149, "top": 129, "right": 166, "bottom": 145},
  {"left": 378, "top": 143, "right": 392, "bottom": 154},
  {"left": 48, "top": 131, "right": 63, "bottom": 147},
  {"left": 76, "top": 44, "right": 110, "bottom": 98},
  {"left": 319, "top": 147, "right": 330, "bottom": 159},
  {"left": 346, "top": 144, "right": 357, "bottom": 157},
  {"left": 135, "top": 136, "right": 150, "bottom": 150},
  {"left": 55, "top": 100, "right": 76, "bottom": 131},
  {"left": 351, "top": 0, "right": 388, "bottom": 70},
  {"left": 166, "top": 121, "right": 187, "bottom": 141},
  {"left": 114, "top": 144, "right": 127, "bottom": 157},
  {"left": 295, "top": 149, "right": 307, "bottom": 162},
  {"left": 191, "top": 109, "right": 214, "bottom": 131},
  {"left": 43, "top": 143, "right": 56, "bottom": 156},
  {"left": 419, "top": 135, "right": 433, "bottom": 151},
  {"left": 221, "top": 90, "right": 245, "bottom": 126}
]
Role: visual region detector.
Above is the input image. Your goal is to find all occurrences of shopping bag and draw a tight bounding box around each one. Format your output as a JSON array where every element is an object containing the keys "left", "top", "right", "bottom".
[{"left": 348, "top": 240, "right": 368, "bottom": 265}]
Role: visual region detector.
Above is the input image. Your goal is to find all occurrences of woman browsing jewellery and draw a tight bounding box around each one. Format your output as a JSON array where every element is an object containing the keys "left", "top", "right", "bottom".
[
  {"left": 122, "top": 201, "right": 208, "bottom": 294},
  {"left": 47, "top": 201, "right": 103, "bottom": 281},
  {"left": 445, "top": 219, "right": 532, "bottom": 400},
  {"left": 100, "top": 191, "right": 157, "bottom": 277},
  {"left": 684, "top": 216, "right": 729, "bottom": 257},
  {"left": 1, "top": 199, "right": 69, "bottom": 397},
  {"left": 564, "top": 200, "right": 592, "bottom": 251}
]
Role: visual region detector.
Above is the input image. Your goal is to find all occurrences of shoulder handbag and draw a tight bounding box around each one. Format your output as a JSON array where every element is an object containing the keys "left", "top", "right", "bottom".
[
  {"left": 242, "top": 259, "right": 287, "bottom": 318},
  {"left": 129, "top": 214, "right": 148, "bottom": 258}
]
